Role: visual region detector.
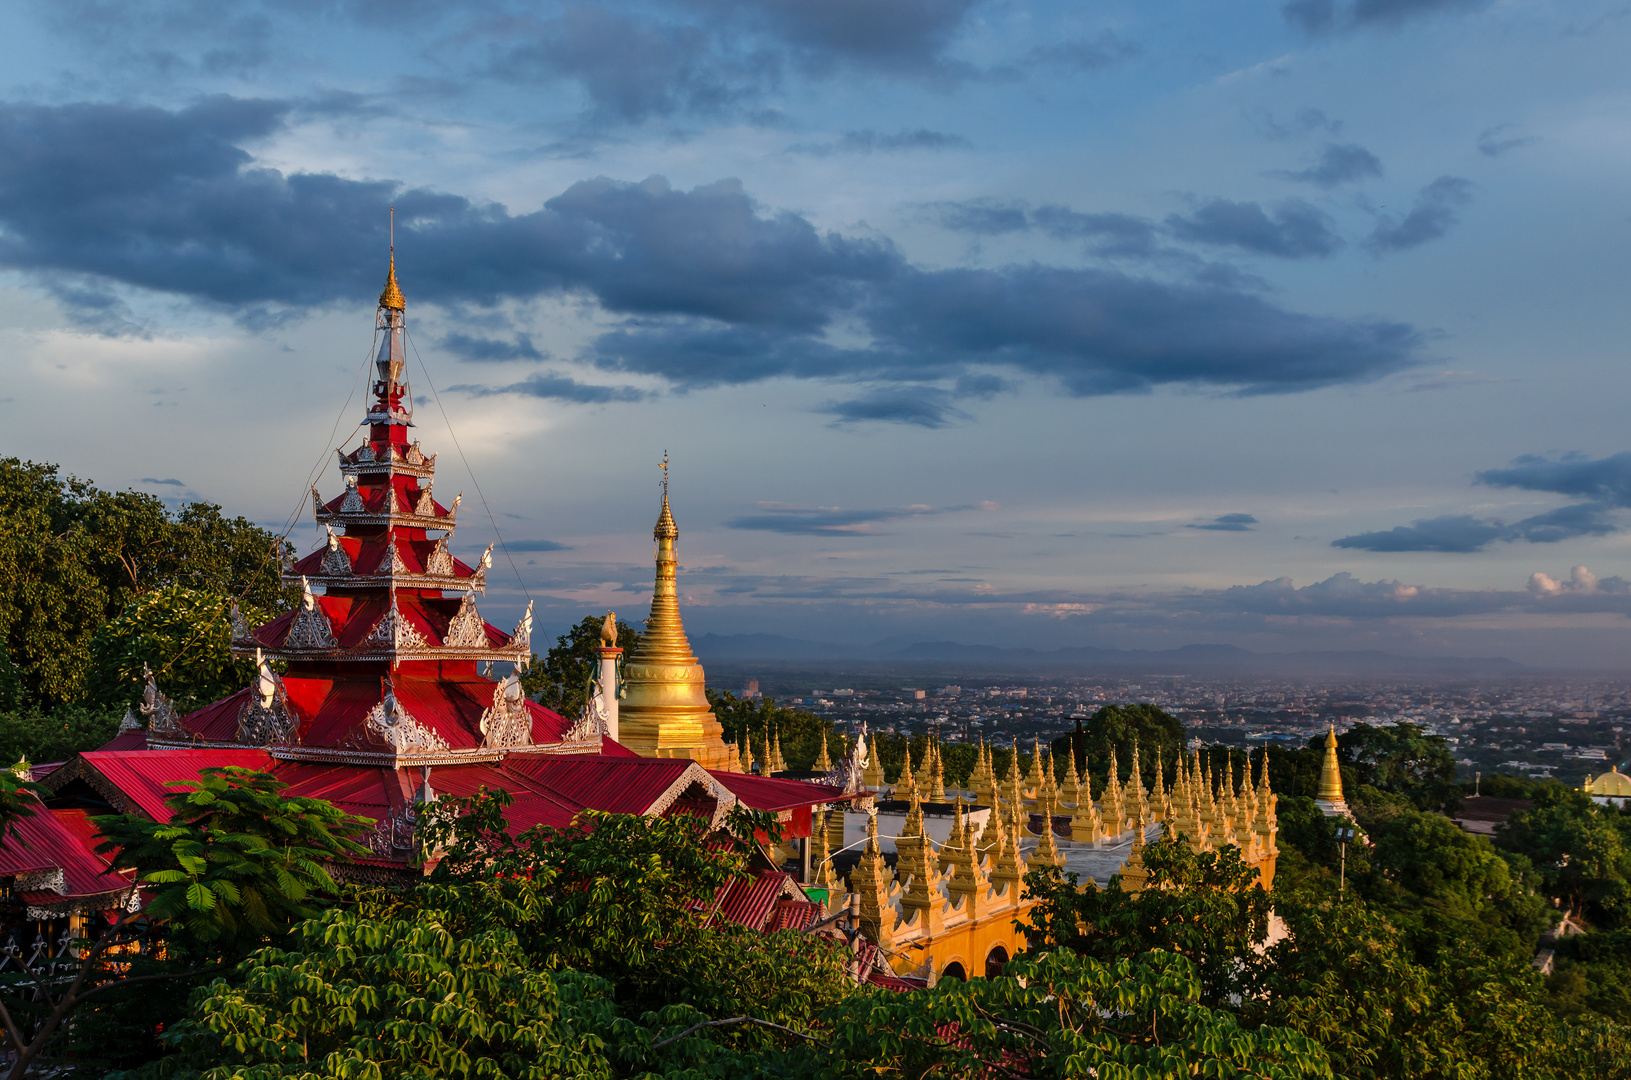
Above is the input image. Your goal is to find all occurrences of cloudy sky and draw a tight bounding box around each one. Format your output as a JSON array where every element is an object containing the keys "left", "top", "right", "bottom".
[{"left": 2, "top": 0, "right": 1631, "bottom": 666}]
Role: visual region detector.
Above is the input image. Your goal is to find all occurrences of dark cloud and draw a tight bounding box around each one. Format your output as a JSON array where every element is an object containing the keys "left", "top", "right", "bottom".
[
  {"left": 1478, "top": 453, "right": 1631, "bottom": 506},
  {"left": 490, "top": 7, "right": 777, "bottom": 125},
  {"left": 1332, "top": 453, "right": 1631, "bottom": 551},
  {"left": 1166, "top": 198, "right": 1342, "bottom": 258},
  {"left": 821, "top": 390, "right": 965, "bottom": 428},
  {"left": 503, "top": 538, "right": 573, "bottom": 552},
  {"left": 450, "top": 372, "right": 648, "bottom": 404},
  {"left": 1332, "top": 514, "right": 1507, "bottom": 553},
  {"left": 680, "top": 0, "right": 985, "bottom": 71},
  {"left": 724, "top": 500, "right": 993, "bottom": 535},
  {"left": 0, "top": 97, "right": 1423, "bottom": 402},
  {"left": 140, "top": 477, "right": 186, "bottom": 486},
  {"left": 1367, "top": 176, "right": 1474, "bottom": 252},
  {"left": 789, "top": 129, "right": 972, "bottom": 156},
  {"left": 1250, "top": 107, "right": 1343, "bottom": 141},
  {"left": 1477, "top": 124, "right": 1538, "bottom": 157},
  {"left": 440, "top": 332, "right": 545, "bottom": 362},
  {"left": 1190, "top": 513, "right": 1258, "bottom": 532},
  {"left": 1284, "top": 0, "right": 1489, "bottom": 34},
  {"left": 1275, "top": 143, "right": 1383, "bottom": 187},
  {"left": 930, "top": 199, "right": 1159, "bottom": 256}
]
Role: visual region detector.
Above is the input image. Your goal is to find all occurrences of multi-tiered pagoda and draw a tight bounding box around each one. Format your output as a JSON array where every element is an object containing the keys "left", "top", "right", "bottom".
[{"left": 24, "top": 253, "right": 856, "bottom": 890}]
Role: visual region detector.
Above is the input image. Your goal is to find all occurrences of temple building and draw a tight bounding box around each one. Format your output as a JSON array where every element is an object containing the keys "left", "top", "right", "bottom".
[
  {"left": 1584, "top": 766, "right": 1631, "bottom": 808},
  {"left": 8, "top": 253, "right": 856, "bottom": 907},
  {"left": 814, "top": 738, "right": 1279, "bottom": 983}
]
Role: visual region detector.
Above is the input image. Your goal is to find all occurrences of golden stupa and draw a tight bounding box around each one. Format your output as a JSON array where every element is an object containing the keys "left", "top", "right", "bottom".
[
  {"left": 1314, "top": 724, "right": 1350, "bottom": 817},
  {"left": 617, "top": 465, "right": 737, "bottom": 770}
]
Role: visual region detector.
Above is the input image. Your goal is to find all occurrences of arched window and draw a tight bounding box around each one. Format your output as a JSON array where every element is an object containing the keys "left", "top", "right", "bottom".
[
  {"left": 941, "top": 961, "right": 967, "bottom": 982},
  {"left": 985, "top": 945, "right": 1009, "bottom": 979}
]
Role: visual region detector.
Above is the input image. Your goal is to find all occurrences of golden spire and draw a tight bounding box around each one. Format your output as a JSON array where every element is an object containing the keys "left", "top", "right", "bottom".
[
  {"left": 1315, "top": 724, "right": 1350, "bottom": 817},
  {"left": 379, "top": 208, "right": 405, "bottom": 311}
]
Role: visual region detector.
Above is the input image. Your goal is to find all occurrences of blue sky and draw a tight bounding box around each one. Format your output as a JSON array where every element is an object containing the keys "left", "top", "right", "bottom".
[{"left": 3, "top": 0, "right": 1631, "bottom": 665}]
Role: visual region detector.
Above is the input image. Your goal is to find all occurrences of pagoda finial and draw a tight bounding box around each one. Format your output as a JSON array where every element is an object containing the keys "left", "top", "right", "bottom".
[{"left": 380, "top": 207, "right": 405, "bottom": 311}]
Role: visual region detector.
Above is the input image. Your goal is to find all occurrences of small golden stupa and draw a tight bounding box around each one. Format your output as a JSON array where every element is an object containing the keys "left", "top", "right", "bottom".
[
  {"left": 617, "top": 458, "right": 737, "bottom": 770},
  {"left": 1314, "top": 724, "right": 1350, "bottom": 817}
]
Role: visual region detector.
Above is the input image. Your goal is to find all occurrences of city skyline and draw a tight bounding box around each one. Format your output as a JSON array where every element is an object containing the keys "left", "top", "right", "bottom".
[{"left": 2, "top": 1, "right": 1631, "bottom": 665}]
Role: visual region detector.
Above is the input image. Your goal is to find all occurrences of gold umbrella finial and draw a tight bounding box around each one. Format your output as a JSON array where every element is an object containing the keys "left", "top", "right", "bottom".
[{"left": 379, "top": 206, "right": 405, "bottom": 311}]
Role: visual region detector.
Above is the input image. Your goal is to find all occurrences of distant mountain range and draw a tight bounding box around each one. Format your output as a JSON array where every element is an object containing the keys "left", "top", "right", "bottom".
[{"left": 691, "top": 633, "right": 1522, "bottom": 676}]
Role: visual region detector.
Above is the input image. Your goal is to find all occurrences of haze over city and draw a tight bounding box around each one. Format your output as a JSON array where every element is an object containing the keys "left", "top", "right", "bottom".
[{"left": 2, "top": 0, "right": 1630, "bottom": 666}]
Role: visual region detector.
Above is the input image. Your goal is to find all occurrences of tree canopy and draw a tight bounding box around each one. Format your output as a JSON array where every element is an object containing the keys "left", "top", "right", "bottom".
[{"left": 522, "top": 613, "right": 644, "bottom": 719}]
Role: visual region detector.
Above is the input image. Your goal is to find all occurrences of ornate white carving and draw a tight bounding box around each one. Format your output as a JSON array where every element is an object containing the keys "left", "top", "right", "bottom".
[
  {"left": 236, "top": 650, "right": 299, "bottom": 747},
  {"left": 443, "top": 595, "right": 488, "bottom": 648},
  {"left": 414, "top": 485, "right": 435, "bottom": 516},
  {"left": 367, "top": 597, "right": 431, "bottom": 652},
  {"left": 406, "top": 441, "right": 426, "bottom": 466},
  {"left": 117, "top": 708, "right": 142, "bottom": 735},
  {"left": 355, "top": 443, "right": 374, "bottom": 464},
  {"left": 339, "top": 475, "right": 366, "bottom": 513},
  {"left": 426, "top": 537, "right": 454, "bottom": 576},
  {"left": 508, "top": 601, "right": 533, "bottom": 651},
  {"left": 562, "top": 681, "right": 611, "bottom": 745},
  {"left": 311, "top": 485, "right": 324, "bottom": 520},
  {"left": 140, "top": 664, "right": 188, "bottom": 742},
  {"left": 284, "top": 578, "right": 338, "bottom": 650},
  {"left": 478, "top": 544, "right": 494, "bottom": 572},
  {"left": 367, "top": 802, "right": 420, "bottom": 857},
  {"left": 448, "top": 493, "right": 461, "bottom": 521},
  {"left": 364, "top": 692, "right": 449, "bottom": 757},
  {"left": 823, "top": 721, "right": 871, "bottom": 795},
  {"left": 389, "top": 539, "right": 411, "bottom": 574},
  {"left": 321, "top": 526, "right": 351, "bottom": 575},
  {"left": 479, "top": 675, "right": 533, "bottom": 749},
  {"left": 15, "top": 868, "right": 65, "bottom": 895},
  {"left": 228, "top": 601, "right": 253, "bottom": 642}
]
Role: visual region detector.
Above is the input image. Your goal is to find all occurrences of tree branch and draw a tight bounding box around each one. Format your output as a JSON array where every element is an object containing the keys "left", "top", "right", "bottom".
[{"left": 651, "top": 1015, "right": 824, "bottom": 1050}]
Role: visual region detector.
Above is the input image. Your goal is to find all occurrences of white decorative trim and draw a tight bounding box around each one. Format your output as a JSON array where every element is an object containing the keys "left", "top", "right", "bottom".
[
  {"left": 117, "top": 708, "right": 142, "bottom": 735},
  {"left": 235, "top": 655, "right": 299, "bottom": 747},
  {"left": 425, "top": 537, "right": 454, "bottom": 576},
  {"left": 414, "top": 486, "right": 435, "bottom": 516},
  {"left": 140, "top": 665, "right": 189, "bottom": 742},
  {"left": 443, "top": 595, "right": 488, "bottom": 649},
  {"left": 643, "top": 762, "right": 738, "bottom": 830},
  {"left": 405, "top": 441, "right": 427, "bottom": 466},
  {"left": 479, "top": 675, "right": 533, "bottom": 749},
  {"left": 389, "top": 540, "right": 411, "bottom": 574},
  {"left": 823, "top": 722, "right": 870, "bottom": 795},
  {"left": 228, "top": 602, "right": 253, "bottom": 641},
  {"left": 359, "top": 692, "right": 449, "bottom": 756},
  {"left": 339, "top": 475, "right": 366, "bottom": 513},
  {"left": 365, "top": 597, "right": 431, "bottom": 652},
  {"left": 560, "top": 688, "right": 609, "bottom": 747},
  {"left": 285, "top": 579, "right": 338, "bottom": 650},
  {"left": 368, "top": 803, "right": 419, "bottom": 857},
  {"left": 321, "top": 526, "right": 351, "bottom": 576},
  {"left": 16, "top": 867, "right": 64, "bottom": 895},
  {"left": 507, "top": 601, "right": 533, "bottom": 651}
]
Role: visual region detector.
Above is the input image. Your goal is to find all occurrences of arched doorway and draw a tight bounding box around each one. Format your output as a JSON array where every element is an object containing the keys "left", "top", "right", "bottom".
[
  {"left": 985, "top": 945, "right": 1009, "bottom": 979},
  {"left": 940, "top": 961, "right": 967, "bottom": 982}
]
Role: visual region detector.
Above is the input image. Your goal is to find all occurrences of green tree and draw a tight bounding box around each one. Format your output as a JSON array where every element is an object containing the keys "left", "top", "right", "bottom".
[
  {"left": 1338, "top": 722, "right": 1459, "bottom": 811},
  {"left": 1496, "top": 786, "right": 1631, "bottom": 927},
  {"left": 0, "top": 459, "right": 291, "bottom": 709},
  {"left": 522, "top": 613, "right": 643, "bottom": 719},
  {"left": 135, "top": 908, "right": 624, "bottom": 1080},
  {"left": 87, "top": 585, "right": 275, "bottom": 715},
  {"left": 1051, "top": 703, "right": 1186, "bottom": 790},
  {"left": 823, "top": 949, "right": 1332, "bottom": 1080},
  {"left": 1023, "top": 828, "right": 1272, "bottom": 1008},
  {"left": 707, "top": 690, "right": 838, "bottom": 770},
  {"left": 0, "top": 705, "right": 123, "bottom": 765},
  {"left": 92, "top": 767, "right": 373, "bottom": 955}
]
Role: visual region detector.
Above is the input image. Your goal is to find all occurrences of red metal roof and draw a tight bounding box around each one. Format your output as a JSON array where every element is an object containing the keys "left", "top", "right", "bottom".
[
  {"left": 78, "top": 748, "right": 276, "bottom": 819},
  {"left": 0, "top": 807, "right": 134, "bottom": 902},
  {"left": 503, "top": 755, "right": 697, "bottom": 815},
  {"left": 716, "top": 870, "right": 794, "bottom": 930},
  {"left": 709, "top": 770, "right": 852, "bottom": 813}
]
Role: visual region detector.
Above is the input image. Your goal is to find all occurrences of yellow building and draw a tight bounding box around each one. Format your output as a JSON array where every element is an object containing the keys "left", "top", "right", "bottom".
[
  {"left": 814, "top": 741, "right": 1279, "bottom": 983},
  {"left": 616, "top": 477, "right": 738, "bottom": 771}
]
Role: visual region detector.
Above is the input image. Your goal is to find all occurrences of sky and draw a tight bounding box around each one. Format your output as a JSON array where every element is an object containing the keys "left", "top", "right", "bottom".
[{"left": 2, "top": 0, "right": 1631, "bottom": 667}]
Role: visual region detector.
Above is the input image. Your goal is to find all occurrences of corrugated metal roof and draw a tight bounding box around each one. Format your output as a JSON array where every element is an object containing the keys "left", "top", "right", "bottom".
[
  {"left": 709, "top": 770, "right": 852, "bottom": 813},
  {"left": 0, "top": 807, "right": 134, "bottom": 901},
  {"left": 504, "top": 755, "right": 695, "bottom": 816},
  {"left": 79, "top": 748, "right": 276, "bottom": 820},
  {"left": 718, "top": 870, "right": 792, "bottom": 930}
]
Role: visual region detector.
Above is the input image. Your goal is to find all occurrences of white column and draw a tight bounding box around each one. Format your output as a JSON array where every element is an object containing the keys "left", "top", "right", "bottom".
[{"left": 597, "top": 647, "right": 621, "bottom": 743}]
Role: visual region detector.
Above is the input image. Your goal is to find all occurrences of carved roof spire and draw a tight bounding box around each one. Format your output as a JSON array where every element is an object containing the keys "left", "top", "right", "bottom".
[{"left": 380, "top": 209, "right": 405, "bottom": 311}]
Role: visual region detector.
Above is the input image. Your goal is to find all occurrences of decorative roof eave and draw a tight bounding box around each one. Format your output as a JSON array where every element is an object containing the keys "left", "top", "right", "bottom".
[
  {"left": 229, "top": 640, "right": 530, "bottom": 663},
  {"left": 312, "top": 506, "right": 454, "bottom": 531},
  {"left": 363, "top": 406, "right": 414, "bottom": 426},
  {"left": 280, "top": 570, "right": 486, "bottom": 593},
  {"left": 143, "top": 736, "right": 595, "bottom": 767}
]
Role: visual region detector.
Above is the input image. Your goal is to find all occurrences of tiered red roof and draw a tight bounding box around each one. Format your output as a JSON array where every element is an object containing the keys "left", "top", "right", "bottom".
[{"left": 17, "top": 254, "right": 858, "bottom": 903}]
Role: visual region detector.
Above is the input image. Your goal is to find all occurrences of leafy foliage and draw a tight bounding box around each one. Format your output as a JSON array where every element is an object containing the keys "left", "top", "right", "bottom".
[
  {"left": 1050, "top": 703, "right": 1186, "bottom": 790},
  {"left": 0, "top": 459, "right": 292, "bottom": 709},
  {"left": 93, "top": 767, "right": 373, "bottom": 957},
  {"left": 521, "top": 614, "right": 643, "bottom": 719},
  {"left": 1023, "top": 828, "right": 1272, "bottom": 1008},
  {"left": 706, "top": 690, "right": 839, "bottom": 770},
  {"left": 0, "top": 705, "right": 123, "bottom": 765},
  {"left": 88, "top": 585, "right": 275, "bottom": 715},
  {"left": 1497, "top": 785, "right": 1631, "bottom": 926},
  {"left": 823, "top": 949, "right": 1332, "bottom": 1080}
]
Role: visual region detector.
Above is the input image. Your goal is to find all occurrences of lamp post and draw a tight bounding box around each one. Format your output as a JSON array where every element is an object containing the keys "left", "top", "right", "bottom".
[{"left": 1337, "top": 825, "right": 1356, "bottom": 893}]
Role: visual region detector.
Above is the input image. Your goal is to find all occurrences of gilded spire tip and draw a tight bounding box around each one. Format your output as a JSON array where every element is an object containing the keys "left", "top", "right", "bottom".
[{"left": 380, "top": 254, "right": 405, "bottom": 312}]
